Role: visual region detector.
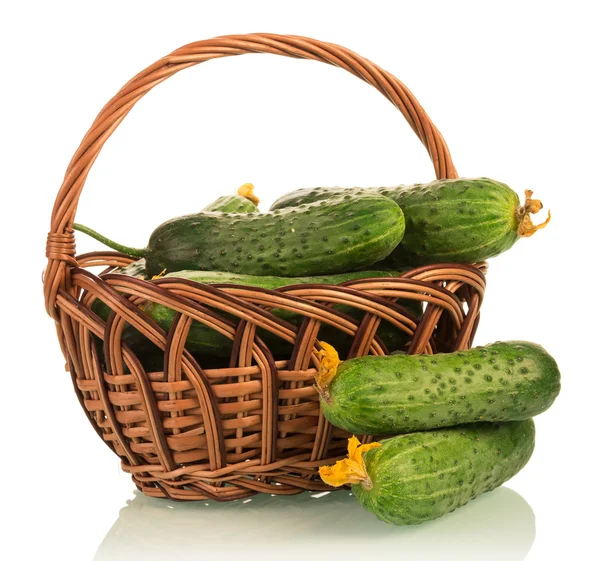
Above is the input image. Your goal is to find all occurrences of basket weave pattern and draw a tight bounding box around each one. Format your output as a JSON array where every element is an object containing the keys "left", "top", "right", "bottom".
[{"left": 44, "top": 34, "right": 486, "bottom": 501}]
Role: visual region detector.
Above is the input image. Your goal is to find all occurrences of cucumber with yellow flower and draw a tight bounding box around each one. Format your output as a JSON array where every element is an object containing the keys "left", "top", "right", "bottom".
[
  {"left": 319, "top": 421, "right": 535, "bottom": 525},
  {"left": 314, "top": 341, "right": 560, "bottom": 435}
]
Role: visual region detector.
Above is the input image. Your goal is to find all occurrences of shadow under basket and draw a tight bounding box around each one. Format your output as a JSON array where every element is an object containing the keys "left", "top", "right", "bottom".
[{"left": 43, "top": 33, "right": 487, "bottom": 502}]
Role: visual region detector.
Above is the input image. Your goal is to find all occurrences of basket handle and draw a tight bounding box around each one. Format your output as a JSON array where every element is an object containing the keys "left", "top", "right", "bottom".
[{"left": 44, "top": 33, "right": 458, "bottom": 318}]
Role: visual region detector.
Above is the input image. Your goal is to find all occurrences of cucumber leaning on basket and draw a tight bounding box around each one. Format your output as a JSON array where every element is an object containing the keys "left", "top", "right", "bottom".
[
  {"left": 73, "top": 191, "right": 406, "bottom": 277},
  {"left": 319, "top": 421, "right": 535, "bottom": 526},
  {"left": 314, "top": 340, "right": 560, "bottom": 435},
  {"left": 270, "top": 178, "right": 551, "bottom": 265}
]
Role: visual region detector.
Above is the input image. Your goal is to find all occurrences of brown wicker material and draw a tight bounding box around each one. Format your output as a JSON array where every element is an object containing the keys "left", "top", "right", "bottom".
[{"left": 44, "top": 33, "right": 486, "bottom": 502}]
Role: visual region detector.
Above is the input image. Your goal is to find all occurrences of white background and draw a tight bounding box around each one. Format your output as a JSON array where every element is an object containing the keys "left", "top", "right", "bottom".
[{"left": 1, "top": 1, "right": 598, "bottom": 560}]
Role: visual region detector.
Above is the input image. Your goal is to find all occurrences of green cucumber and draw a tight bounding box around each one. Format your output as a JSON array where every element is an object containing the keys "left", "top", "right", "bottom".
[
  {"left": 73, "top": 192, "right": 405, "bottom": 277},
  {"left": 376, "top": 178, "right": 550, "bottom": 265},
  {"left": 270, "top": 179, "right": 550, "bottom": 265},
  {"left": 202, "top": 196, "right": 258, "bottom": 213},
  {"left": 202, "top": 183, "right": 260, "bottom": 213},
  {"left": 92, "top": 269, "right": 420, "bottom": 359},
  {"left": 270, "top": 186, "right": 355, "bottom": 210},
  {"left": 115, "top": 258, "right": 148, "bottom": 278},
  {"left": 157, "top": 269, "right": 401, "bottom": 291},
  {"left": 317, "top": 341, "right": 560, "bottom": 435},
  {"left": 331, "top": 420, "right": 535, "bottom": 526}
]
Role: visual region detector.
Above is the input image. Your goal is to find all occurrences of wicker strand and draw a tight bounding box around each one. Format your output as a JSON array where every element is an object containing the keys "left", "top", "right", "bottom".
[{"left": 45, "top": 230, "right": 77, "bottom": 264}]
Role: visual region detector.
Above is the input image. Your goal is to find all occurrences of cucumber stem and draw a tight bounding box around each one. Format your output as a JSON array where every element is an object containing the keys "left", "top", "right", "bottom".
[
  {"left": 318, "top": 436, "right": 381, "bottom": 488},
  {"left": 516, "top": 190, "right": 551, "bottom": 237},
  {"left": 361, "top": 476, "right": 374, "bottom": 491},
  {"left": 72, "top": 223, "right": 147, "bottom": 257},
  {"left": 237, "top": 182, "right": 259, "bottom": 206}
]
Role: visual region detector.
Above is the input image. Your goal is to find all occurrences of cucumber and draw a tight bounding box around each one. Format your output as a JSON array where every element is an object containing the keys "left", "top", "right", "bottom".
[
  {"left": 202, "top": 183, "right": 260, "bottom": 213},
  {"left": 156, "top": 269, "right": 401, "bottom": 290},
  {"left": 377, "top": 178, "right": 550, "bottom": 265},
  {"left": 270, "top": 186, "right": 355, "bottom": 210},
  {"left": 316, "top": 340, "right": 560, "bottom": 435},
  {"left": 202, "top": 196, "right": 258, "bottom": 213},
  {"left": 73, "top": 192, "right": 405, "bottom": 277},
  {"left": 320, "top": 421, "right": 535, "bottom": 525},
  {"left": 92, "top": 269, "right": 421, "bottom": 359},
  {"left": 115, "top": 258, "right": 148, "bottom": 278},
  {"left": 270, "top": 179, "right": 550, "bottom": 265}
]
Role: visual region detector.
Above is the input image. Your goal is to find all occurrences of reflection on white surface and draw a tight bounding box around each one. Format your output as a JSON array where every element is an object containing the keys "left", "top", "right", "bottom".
[{"left": 95, "top": 486, "right": 535, "bottom": 561}]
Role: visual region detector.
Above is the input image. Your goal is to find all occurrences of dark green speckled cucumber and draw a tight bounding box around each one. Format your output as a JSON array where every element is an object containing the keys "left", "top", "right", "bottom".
[
  {"left": 349, "top": 420, "right": 535, "bottom": 525},
  {"left": 317, "top": 341, "right": 560, "bottom": 435},
  {"left": 375, "top": 178, "right": 550, "bottom": 265},
  {"left": 270, "top": 178, "right": 550, "bottom": 265},
  {"left": 74, "top": 192, "right": 405, "bottom": 277}
]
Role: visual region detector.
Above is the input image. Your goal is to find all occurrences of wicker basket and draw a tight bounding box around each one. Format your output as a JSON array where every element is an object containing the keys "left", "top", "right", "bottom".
[{"left": 44, "top": 33, "right": 487, "bottom": 502}]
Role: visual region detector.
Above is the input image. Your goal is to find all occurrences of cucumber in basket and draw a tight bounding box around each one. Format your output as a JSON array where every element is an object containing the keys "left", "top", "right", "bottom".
[
  {"left": 319, "top": 421, "right": 535, "bottom": 526},
  {"left": 270, "top": 178, "right": 551, "bottom": 265},
  {"left": 92, "top": 268, "right": 422, "bottom": 359},
  {"left": 201, "top": 183, "right": 260, "bottom": 213},
  {"left": 73, "top": 191, "right": 405, "bottom": 277},
  {"left": 315, "top": 340, "right": 560, "bottom": 435},
  {"left": 115, "top": 258, "right": 148, "bottom": 279}
]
